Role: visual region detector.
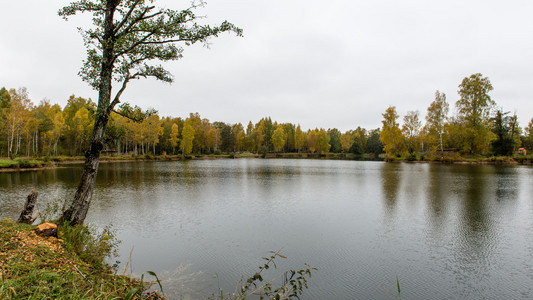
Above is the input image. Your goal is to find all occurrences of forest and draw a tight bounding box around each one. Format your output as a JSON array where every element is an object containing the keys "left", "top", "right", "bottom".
[{"left": 1, "top": 74, "right": 532, "bottom": 161}]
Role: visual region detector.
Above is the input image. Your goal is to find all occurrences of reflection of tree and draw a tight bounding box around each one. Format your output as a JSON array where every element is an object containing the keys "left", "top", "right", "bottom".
[
  {"left": 494, "top": 167, "right": 518, "bottom": 202},
  {"left": 426, "top": 164, "right": 450, "bottom": 230},
  {"left": 462, "top": 165, "right": 490, "bottom": 234},
  {"left": 451, "top": 165, "right": 498, "bottom": 294},
  {"left": 381, "top": 162, "right": 401, "bottom": 214}
]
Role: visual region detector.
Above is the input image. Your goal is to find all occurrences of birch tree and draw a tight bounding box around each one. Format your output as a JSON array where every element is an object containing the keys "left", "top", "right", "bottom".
[
  {"left": 456, "top": 73, "right": 496, "bottom": 154},
  {"left": 59, "top": 0, "right": 242, "bottom": 225},
  {"left": 425, "top": 90, "right": 449, "bottom": 157},
  {"left": 380, "top": 106, "right": 404, "bottom": 158}
]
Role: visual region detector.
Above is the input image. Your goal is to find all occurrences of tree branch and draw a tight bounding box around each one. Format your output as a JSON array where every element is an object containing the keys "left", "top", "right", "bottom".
[
  {"left": 111, "top": 108, "right": 143, "bottom": 122},
  {"left": 113, "top": 0, "right": 141, "bottom": 35},
  {"left": 139, "top": 38, "right": 194, "bottom": 45},
  {"left": 109, "top": 75, "right": 133, "bottom": 113},
  {"left": 115, "top": 30, "right": 158, "bottom": 57},
  {"left": 115, "top": 6, "right": 162, "bottom": 39}
]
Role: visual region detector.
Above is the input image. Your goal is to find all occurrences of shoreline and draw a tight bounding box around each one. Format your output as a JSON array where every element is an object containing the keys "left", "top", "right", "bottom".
[{"left": 0, "top": 154, "right": 531, "bottom": 172}]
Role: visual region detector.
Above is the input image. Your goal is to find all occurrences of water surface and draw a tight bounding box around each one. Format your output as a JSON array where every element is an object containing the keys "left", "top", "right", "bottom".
[{"left": 1, "top": 159, "right": 532, "bottom": 299}]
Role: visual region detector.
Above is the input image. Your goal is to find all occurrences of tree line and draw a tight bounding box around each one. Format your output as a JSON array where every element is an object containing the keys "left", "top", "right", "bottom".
[
  {"left": 380, "top": 73, "right": 533, "bottom": 159},
  {"left": 1, "top": 74, "right": 532, "bottom": 159},
  {"left": 0, "top": 87, "right": 383, "bottom": 158}
]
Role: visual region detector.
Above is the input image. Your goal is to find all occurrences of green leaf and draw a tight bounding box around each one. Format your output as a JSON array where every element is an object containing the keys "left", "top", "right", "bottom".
[
  {"left": 396, "top": 275, "right": 401, "bottom": 294},
  {"left": 125, "top": 287, "right": 140, "bottom": 300}
]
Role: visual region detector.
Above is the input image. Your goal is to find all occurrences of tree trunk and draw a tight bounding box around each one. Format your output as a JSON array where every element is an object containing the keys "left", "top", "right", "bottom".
[
  {"left": 18, "top": 190, "right": 39, "bottom": 224},
  {"left": 439, "top": 131, "right": 444, "bottom": 158},
  {"left": 8, "top": 108, "right": 16, "bottom": 159},
  {"left": 60, "top": 0, "right": 117, "bottom": 226},
  {"left": 61, "top": 117, "right": 108, "bottom": 225}
]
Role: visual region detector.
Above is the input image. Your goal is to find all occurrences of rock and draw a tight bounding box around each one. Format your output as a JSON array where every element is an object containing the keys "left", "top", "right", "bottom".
[{"left": 35, "top": 222, "right": 58, "bottom": 237}]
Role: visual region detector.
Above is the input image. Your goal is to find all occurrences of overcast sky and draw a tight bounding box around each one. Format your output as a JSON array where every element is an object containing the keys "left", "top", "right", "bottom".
[{"left": 1, "top": 0, "right": 532, "bottom": 132}]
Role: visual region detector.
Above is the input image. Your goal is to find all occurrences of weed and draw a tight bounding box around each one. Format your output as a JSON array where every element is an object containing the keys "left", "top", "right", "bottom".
[
  {"left": 211, "top": 249, "right": 316, "bottom": 300},
  {"left": 383, "top": 276, "right": 401, "bottom": 299},
  {"left": 0, "top": 219, "right": 138, "bottom": 299},
  {"left": 59, "top": 221, "right": 120, "bottom": 271}
]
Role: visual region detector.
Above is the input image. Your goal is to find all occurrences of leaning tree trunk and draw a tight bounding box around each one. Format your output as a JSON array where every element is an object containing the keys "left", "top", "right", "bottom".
[
  {"left": 61, "top": 1, "right": 117, "bottom": 226},
  {"left": 61, "top": 115, "right": 109, "bottom": 225}
]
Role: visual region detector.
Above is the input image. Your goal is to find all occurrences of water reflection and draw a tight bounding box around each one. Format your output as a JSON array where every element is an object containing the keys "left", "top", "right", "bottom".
[
  {"left": 494, "top": 167, "right": 518, "bottom": 202},
  {"left": 380, "top": 163, "right": 401, "bottom": 214},
  {"left": 451, "top": 166, "right": 495, "bottom": 296},
  {"left": 1, "top": 160, "right": 533, "bottom": 299},
  {"left": 426, "top": 164, "right": 451, "bottom": 229}
]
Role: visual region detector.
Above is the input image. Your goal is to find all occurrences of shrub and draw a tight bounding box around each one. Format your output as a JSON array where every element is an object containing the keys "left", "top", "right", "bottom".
[
  {"left": 407, "top": 153, "right": 417, "bottom": 161},
  {"left": 59, "top": 222, "right": 120, "bottom": 271}
]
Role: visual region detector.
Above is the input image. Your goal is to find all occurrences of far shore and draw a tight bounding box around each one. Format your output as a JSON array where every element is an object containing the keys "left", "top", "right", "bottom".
[{"left": 0, "top": 153, "right": 531, "bottom": 172}]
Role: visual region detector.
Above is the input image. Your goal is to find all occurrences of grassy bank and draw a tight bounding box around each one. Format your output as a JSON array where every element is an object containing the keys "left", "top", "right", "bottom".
[
  {"left": 0, "top": 219, "right": 147, "bottom": 299},
  {"left": 2, "top": 152, "right": 530, "bottom": 171},
  {"left": 0, "top": 158, "right": 52, "bottom": 170},
  {"left": 0, "top": 219, "right": 315, "bottom": 299},
  {"left": 384, "top": 154, "right": 533, "bottom": 165}
]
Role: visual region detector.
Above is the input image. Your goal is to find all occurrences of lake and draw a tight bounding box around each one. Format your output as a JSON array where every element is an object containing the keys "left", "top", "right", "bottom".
[{"left": 1, "top": 159, "right": 533, "bottom": 299}]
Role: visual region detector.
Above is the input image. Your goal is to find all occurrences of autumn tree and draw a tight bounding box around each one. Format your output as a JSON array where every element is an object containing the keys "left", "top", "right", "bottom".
[
  {"left": 244, "top": 121, "right": 255, "bottom": 152},
  {"left": 51, "top": 111, "right": 66, "bottom": 155},
  {"left": 425, "top": 90, "right": 449, "bottom": 157},
  {"left": 282, "top": 123, "right": 296, "bottom": 152},
  {"left": 294, "top": 124, "right": 305, "bottom": 153},
  {"left": 380, "top": 106, "right": 404, "bottom": 158},
  {"left": 402, "top": 110, "right": 421, "bottom": 154},
  {"left": 169, "top": 123, "right": 179, "bottom": 154},
  {"left": 7, "top": 88, "right": 33, "bottom": 158},
  {"left": 187, "top": 113, "right": 208, "bottom": 153},
  {"left": 63, "top": 96, "right": 95, "bottom": 155},
  {"left": 59, "top": 0, "right": 242, "bottom": 225},
  {"left": 352, "top": 127, "right": 367, "bottom": 155},
  {"left": 307, "top": 129, "right": 317, "bottom": 153},
  {"left": 72, "top": 107, "right": 94, "bottom": 154},
  {"left": 315, "top": 129, "right": 331, "bottom": 155},
  {"left": 456, "top": 73, "right": 496, "bottom": 154},
  {"left": 207, "top": 126, "right": 221, "bottom": 152},
  {"left": 255, "top": 121, "right": 265, "bottom": 153},
  {"left": 33, "top": 100, "right": 63, "bottom": 156},
  {"left": 340, "top": 131, "right": 354, "bottom": 153},
  {"left": 180, "top": 119, "right": 195, "bottom": 156},
  {"left": 143, "top": 114, "right": 163, "bottom": 154},
  {"left": 260, "top": 117, "right": 273, "bottom": 151},
  {"left": 271, "top": 126, "right": 287, "bottom": 153},
  {"left": 233, "top": 123, "right": 244, "bottom": 152},
  {"left": 0, "top": 88, "right": 11, "bottom": 156}
]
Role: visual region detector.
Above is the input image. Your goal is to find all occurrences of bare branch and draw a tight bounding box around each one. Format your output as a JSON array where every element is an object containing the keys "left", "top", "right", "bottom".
[
  {"left": 139, "top": 38, "right": 194, "bottom": 45},
  {"left": 109, "top": 76, "right": 132, "bottom": 112},
  {"left": 113, "top": 0, "right": 142, "bottom": 35},
  {"left": 137, "top": 11, "right": 164, "bottom": 22},
  {"left": 115, "top": 6, "right": 163, "bottom": 39}
]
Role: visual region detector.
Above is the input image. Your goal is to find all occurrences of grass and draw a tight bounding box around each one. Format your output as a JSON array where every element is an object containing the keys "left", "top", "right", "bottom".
[
  {"left": 380, "top": 152, "right": 533, "bottom": 165},
  {"left": 2, "top": 152, "right": 531, "bottom": 171},
  {"left": 0, "top": 158, "right": 51, "bottom": 169},
  {"left": 0, "top": 219, "right": 145, "bottom": 299},
  {"left": 0, "top": 219, "right": 316, "bottom": 300}
]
